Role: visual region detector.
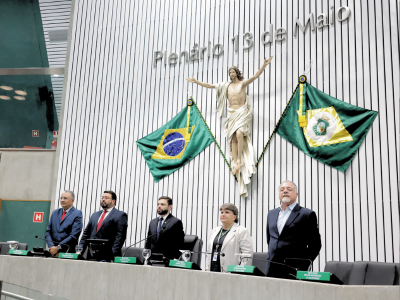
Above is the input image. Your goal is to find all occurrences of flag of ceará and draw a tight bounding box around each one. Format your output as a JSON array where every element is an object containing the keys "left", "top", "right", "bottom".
[
  {"left": 136, "top": 99, "right": 213, "bottom": 182},
  {"left": 277, "top": 76, "right": 378, "bottom": 172}
]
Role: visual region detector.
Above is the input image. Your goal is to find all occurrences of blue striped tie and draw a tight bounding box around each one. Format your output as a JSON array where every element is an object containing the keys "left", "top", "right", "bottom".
[{"left": 157, "top": 217, "right": 163, "bottom": 239}]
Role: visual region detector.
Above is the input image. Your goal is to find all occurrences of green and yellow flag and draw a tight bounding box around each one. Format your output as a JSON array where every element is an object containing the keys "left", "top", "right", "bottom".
[
  {"left": 137, "top": 99, "right": 213, "bottom": 182},
  {"left": 277, "top": 76, "right": 378, "bottom": 172}
]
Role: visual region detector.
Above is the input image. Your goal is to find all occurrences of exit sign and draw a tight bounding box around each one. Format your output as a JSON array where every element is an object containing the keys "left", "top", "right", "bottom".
[
  {"left": 32, "top": 130, "right": 39, "bottom": 137},
  {"left": 33, "top": 212, "right": 44, "bottom": 223}
]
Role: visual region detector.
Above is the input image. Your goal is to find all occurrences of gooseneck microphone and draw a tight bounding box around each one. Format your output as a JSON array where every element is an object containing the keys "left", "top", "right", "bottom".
[
  {"left": 236, "top": 254, "right": 301, "bottom": 279},
  {"left": 238, "top": 255, "right": 298, "bottom": 271},
  {"left": 178, "top": 250, "right": 213, "bottom": 261},
  {"left": 35, "top": 235, "right": 70, "bottom": 253},
  {"left": 122, "top": 221, "right": 169, "bottom": 257},
  {"left": 239, "top": 255, "right": 309, "bottom": 280},
  {"left": 284, "top": 257, "right": 313, "bottom": 271}
]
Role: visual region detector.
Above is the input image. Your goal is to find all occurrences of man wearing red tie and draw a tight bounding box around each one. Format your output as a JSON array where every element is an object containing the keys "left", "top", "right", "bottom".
[
  {"left": 78, "top": 191, "right": 128, "bottom": 258},
  {"left": 45, "top": 190, "right": 83, "bottom": 255}
]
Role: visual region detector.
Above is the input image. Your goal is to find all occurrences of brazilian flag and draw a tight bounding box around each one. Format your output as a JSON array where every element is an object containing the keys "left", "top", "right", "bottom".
[
  {"left": 277, "top": 76, "right": 378, "bottom": 172},
  {"left": 137, "top": 99, "right": 213, "bottom": 182}
]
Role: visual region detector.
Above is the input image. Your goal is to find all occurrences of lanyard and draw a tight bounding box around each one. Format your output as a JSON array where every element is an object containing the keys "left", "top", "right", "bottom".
[{"left": 217, "top": 224, "right": 233, "bottom": 245}]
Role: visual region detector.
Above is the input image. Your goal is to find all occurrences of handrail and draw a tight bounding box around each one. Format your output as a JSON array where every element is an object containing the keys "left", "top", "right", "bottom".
[{"left": 1, "top": 291, "right": 35, "bottom": 300}]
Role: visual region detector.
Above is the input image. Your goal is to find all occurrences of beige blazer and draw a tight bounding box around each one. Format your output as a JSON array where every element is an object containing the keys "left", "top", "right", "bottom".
[{"left": 205, "top": 223, "right": 253, "bottom": 272}]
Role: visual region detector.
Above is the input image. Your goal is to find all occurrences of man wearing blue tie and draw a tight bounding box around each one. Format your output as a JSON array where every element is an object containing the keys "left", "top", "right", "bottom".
[
  {"left": 45, "top": 190, "right": 83, "bottom": 255},
  {"left": 145, "top": 196, "right": 185, "bottom": 259}
]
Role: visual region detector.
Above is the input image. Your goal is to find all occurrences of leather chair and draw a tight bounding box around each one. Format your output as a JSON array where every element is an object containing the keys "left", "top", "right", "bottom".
[
  {"left": 121, "top": 235, "right": 203, "bottom": 266},
  {"left": 324, "top": 261, "right": 400, "bottom": 285},
  {"left": 251, "top": 252, "right": 269, "bottom": 275},
  {"left": 180, "top": 235, "right": 203, "bottom": 266},
  {"left": 394, "top": 263, "right": 400, "bottom": 285},
  {"left": 324, "top": 261, "right": 353, "bottom": 285},
  {"left": 121, "top": 246, "right": 145, "bottom": 264},
  {"left": 0, "top": 242, "right": 29, "bottom": 255},
  {"left": 363, "top": 261, "right": 398, "bottom": 285}
]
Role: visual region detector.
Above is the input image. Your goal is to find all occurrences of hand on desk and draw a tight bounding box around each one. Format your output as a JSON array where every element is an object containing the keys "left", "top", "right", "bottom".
[{"left": 49, "top": 246, "right": 58, "bottom": 256}]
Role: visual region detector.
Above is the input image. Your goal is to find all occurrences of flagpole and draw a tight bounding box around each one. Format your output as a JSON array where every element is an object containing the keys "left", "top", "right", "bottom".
[
  {"left": 255, "top": 82, "right": 301, "bottom": 167},
  {"left": 191, "top": 97, "right": 238, "bottom": 182}
]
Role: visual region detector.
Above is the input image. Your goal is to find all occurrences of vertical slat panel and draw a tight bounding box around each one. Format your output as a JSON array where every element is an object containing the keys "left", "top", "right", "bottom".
[
  {"left": 345, "top": 0, "right": 356, "bottom": 264},
  {"left": 56, "top": 0, "right": 399, "bottom": 272}
]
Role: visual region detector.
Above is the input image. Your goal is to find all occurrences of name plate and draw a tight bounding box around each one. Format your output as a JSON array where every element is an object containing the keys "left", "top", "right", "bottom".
[
  {"left": 114, "top": 257, "right": 137, "bottom": 264},
  {"left": 59, "top": 253, "right": 79, "bottom": 259},
  {"left": 168, "top": 260, "right": 193, "bottom": 269},
  {"left": 8, "top": 249, "right": 29, "bottom": 256},
  {"left": 227, "top": 265, "right": 255, "bottom": 274},
  {"left": 296, "top": 271, "right": 331, "bottom": 281}
]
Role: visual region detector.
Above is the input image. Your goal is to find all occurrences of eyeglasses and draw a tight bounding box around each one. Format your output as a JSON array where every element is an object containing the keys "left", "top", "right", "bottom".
[
  {"left": 101, "top": 197, "right": 111, "bottom": 200},
  {"left": 279, "top": 188, "right": 294, "bottom": 192}
]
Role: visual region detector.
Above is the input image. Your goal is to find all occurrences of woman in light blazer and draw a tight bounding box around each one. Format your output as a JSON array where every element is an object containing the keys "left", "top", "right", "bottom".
[{"left": 205, "top": 203, "right": 253, "bottom": 272}]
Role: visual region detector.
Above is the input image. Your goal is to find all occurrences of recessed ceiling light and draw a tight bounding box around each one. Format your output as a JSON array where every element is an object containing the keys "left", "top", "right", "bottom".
[
  {"left": 0, "top": 86, "right": 13, "bottom": 91},
  {"left": 15, "top": 90, "right": 27, "bottom": 96},
  {"left": 14, "top": 96, "right": 25, "bottom": 100},
  {"left": 0, "top": 95, "right": 11, "bottom": 100}
]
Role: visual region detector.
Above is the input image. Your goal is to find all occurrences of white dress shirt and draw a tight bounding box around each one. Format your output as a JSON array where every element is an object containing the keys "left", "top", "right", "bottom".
[
  {"left": 97, "top": 207, "right": 114, "bottom": 223},
  {"left": 157, "top": 213, "right": 169, "bottom": 229},
  {"left": 277, "top": 202, "right": 297, "bottom": 235}
]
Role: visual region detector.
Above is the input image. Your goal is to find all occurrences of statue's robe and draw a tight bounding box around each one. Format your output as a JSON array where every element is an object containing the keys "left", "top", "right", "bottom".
[{"left": 215, "top": 82, "right": 256, "bottom": 197}]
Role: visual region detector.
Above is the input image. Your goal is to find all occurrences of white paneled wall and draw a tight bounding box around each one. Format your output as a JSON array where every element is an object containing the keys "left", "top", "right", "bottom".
[{"left": 56, "top": 0, "right": 399, "bottom": 271}]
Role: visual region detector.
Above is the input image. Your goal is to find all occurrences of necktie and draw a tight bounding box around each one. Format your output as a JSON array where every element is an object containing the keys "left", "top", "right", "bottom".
[
  {"left": 96, "top": 210, "right": 107, "bottom": 232},
  {"left": 157, "top": 217, "right": 164, "bottom": 239},
  {"left": 61, "top": 210, "right": 66, "bottom": 221}
]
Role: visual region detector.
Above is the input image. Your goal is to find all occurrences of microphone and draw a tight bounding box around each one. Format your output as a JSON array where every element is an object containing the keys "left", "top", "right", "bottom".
[
  {"left": 35, "top": 235, "right": 47, "bottom": 241},
  {"left": 180, "top": 250, "right": 213, "bottom": 255},
  {"left": 178, "top": 250, "right": 213, "bottom": 261},
  {"left": 237, "top": 254, "right": 299, "bottom": 272},
  {"left": 284, "top": 257, "right": 313, "bottom": 271},
  {"left": 243, "top": 256, "right": 308, "bottom": 280},
  {"left": 35, "top": 236, "right": 70, "bottom": 253},
  {"left": 122, "top": 221, "right": 169, "bottom": 257}
]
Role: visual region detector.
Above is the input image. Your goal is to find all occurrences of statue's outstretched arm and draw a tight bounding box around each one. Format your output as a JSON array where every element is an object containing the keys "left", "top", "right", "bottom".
[
  {"left": 186, "top": 77, "right": 216, "bottom": 89},
  {"left": 242, "top": 56, "right": 273, "bottom": 87}
]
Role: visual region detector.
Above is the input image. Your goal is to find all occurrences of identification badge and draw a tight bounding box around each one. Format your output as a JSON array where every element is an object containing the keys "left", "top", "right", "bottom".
[{"left": 212, "top": 252, "right": 219, "bottom": 261}]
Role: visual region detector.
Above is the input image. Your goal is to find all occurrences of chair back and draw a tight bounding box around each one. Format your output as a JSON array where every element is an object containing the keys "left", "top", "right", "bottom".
[
  {"left": 252, "top": 252, "right": 269, "bottom": 275},
  {"left": 181, "top": 235, "right": 203, "bottom": 266},
  {"left": 324, "top": 261, "right": 353, "bottom": 285},
  {"left": 0, "top": 242, "right": 29, "bottom": 255},
  {"left": 324, "top": 261, "right": 400, "bottom": 285},
  {"left": 121, "top": 247, "right": 145, "bottom": 264}
]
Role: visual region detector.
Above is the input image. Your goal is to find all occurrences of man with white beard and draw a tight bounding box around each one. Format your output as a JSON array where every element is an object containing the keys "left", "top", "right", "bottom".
[{"left": 265, "top": 181, "right": 321, "bottom": 279}]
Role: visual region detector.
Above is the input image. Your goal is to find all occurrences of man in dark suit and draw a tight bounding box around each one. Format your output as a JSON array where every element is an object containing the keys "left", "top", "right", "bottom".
[
  {"left": 145, "top": 196, "right": 185, "bottom": 260},
  {"left": 265, "top": 181, "right": 321, "bottom": 279},
  {"left": 45, "top": 190, "right": 83, "bottom": 255},
  {"left": 78, "top": 190, "right": 128, "bottom": 258}
]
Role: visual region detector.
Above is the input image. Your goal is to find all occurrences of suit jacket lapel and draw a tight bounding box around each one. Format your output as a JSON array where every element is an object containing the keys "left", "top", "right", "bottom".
[
  {"left": 221, "top": 223, "right": 238, "bottom": 251},
  {"left": 98, "top": 208, "right": 116, "bottom": 231},
  {"left": 158, "top": 214, "right": 172, "bottom": 239},
  {"left": 58, "top": 208, "right": 64, "bottom": 224},
  {"left": 91, "top": 211, "right": 101, "bottom": 235},
  {"left": 271, "top": 208, "right": 280, "bottom": 237},
  {"left": 281, "top": 203, "right": 300, "bottom": 234},
  {"left": 151, "top": 218, "right": 158, "bottom": 236},
  {"left": 60, "top": 206, "right": 75, "bottom": 224}
]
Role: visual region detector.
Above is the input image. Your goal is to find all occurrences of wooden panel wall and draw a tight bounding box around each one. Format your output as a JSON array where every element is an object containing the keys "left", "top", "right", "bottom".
[{"left": 56, "top": 0, "right": 399, "bottom": 270}]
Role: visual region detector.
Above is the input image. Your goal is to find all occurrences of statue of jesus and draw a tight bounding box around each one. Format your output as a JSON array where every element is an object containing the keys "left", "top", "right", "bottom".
[{"left": 186, "top": 56, "right": 273, "bottom": 197}]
